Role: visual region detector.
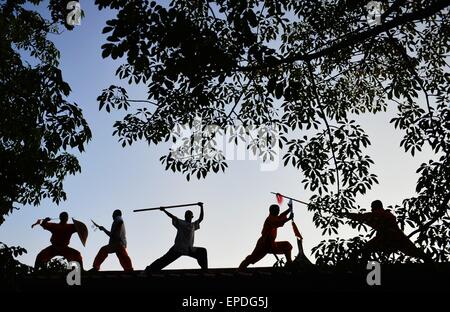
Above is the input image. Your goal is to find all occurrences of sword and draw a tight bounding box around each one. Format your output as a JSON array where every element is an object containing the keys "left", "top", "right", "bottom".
[
  {"left": 91, "top": 219, "right": 108, "bottom": 233},
  {"left": 91, "top": 219, "right": 102, "bottom": 229}
]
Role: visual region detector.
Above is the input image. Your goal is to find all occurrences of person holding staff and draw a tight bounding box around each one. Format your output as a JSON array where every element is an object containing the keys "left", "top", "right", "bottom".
[
  {"left": 239, "top": 202, "right": 294, "bottom": 269},
  {"left": 146, "top": 203, "right": 207, "bottom": 272}
]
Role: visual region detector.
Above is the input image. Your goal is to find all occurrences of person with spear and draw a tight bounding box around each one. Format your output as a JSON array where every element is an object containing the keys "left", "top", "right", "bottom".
[
  {"left": 138, "top": 202, "right": 208, "bottom": 272},
  {"left": 239, "top": 200, "right": 294, "bottom": 269},
  {"left": 91, "top": 209, "right": 134, "bottom": 272},
  {"left": 34, "top": 212, "right": 85, "bottom": 270},
  {"left": 272, "top": 193, "right": 315, "bottom": 269}
]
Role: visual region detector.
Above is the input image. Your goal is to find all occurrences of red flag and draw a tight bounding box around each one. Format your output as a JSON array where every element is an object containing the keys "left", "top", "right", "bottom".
[
  {"left": 276, "top": 193, "right": 283, "bottom": 204},
  {"left": 292, "top": 221, "right": 303, "bottom": 240}
]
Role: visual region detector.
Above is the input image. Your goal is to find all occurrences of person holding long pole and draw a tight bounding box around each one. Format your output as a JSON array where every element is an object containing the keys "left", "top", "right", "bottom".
[
  {"left": 239, "top": 201, "right": 294, "bottom": 269},
  {"left": 145, "top": 202, "right": 208, "bottom": 272}
]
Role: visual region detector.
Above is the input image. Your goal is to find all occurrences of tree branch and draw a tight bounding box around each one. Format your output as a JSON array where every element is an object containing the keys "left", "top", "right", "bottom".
[
  {"left": 127, "top": 99, "right": 159, "bottom": 106},
  {"left": 306, "top": 61, "right": 341, "bottom": 196},
  {"left": 226, "top": 76, "right": 251, "bottom": 121},
  {"left": 207, "top": 2, "right": 217, "bottom": 20},
  {"left": 407, "top": 193, "right": 450, "bottom": 239},
  {"left": 381, "top": 0, "right": 408, "bottom": 22},
  {"left": 385, "top": 32, "right": 434, "bottom": 119},
  {"left": 238, "top": 0, "right": 450, "bottom": 72}
]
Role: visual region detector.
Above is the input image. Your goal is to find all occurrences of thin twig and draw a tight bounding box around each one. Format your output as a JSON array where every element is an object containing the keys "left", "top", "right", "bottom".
[
  {"left": 306, "top": 61, "right": 341, "bottom": 196},
  {"left": 127, "top": 99, "right": 159, "bottom": 106}
]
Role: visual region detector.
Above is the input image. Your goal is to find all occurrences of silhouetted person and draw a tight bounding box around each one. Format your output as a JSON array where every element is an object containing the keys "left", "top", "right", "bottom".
[
  {"left": 239, "top": 203, "right": 293, "bottom": 269},
  {"left": 343, "top": 200, "right": 432, "bottom": 263},
  {"left": 91, "top": 210, "right": 133, "bottom": 272},
  {"left": 146, "top": 203, "right": 207, "bottom": 272},
  {"left": 35, "top": 212, "right": 83, "bottom": 269}
]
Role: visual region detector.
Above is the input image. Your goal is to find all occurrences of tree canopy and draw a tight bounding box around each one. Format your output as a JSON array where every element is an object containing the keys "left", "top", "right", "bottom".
[
  {"left": 96, "top": 0, "right": 450, "bottom": 263},
  {"left": 0, "top": 0, "right": 91, "bottom": 225}
]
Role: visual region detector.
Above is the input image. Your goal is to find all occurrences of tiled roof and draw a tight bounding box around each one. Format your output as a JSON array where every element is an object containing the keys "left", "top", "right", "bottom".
[{"left": 18, "top": 263, "right": 450, "bottom": 293}]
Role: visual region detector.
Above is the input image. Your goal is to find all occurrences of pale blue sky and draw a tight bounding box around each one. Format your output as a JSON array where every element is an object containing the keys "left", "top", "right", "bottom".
[{"left": 0, "top": 1, "right": 436, "bottom": 270}]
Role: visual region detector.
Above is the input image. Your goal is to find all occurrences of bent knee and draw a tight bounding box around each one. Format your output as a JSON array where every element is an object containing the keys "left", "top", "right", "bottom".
[
  {"left": 273, "top": 241, "right": 292, "bottom": 253},
  {"left": 67, "top": 250, "right": 83, "bottom": 261},
  {"left": 100, "top": 245, "right": 110, "bottom": 252},
  {"left": 280, "top": 241, "right": 293, "bottom": 250}
]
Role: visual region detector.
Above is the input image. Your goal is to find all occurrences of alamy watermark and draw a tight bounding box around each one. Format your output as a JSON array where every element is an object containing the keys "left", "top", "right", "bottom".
[
  {"left": 169, "top": 117, "right": 281, "bottom": 172},
  {"left": 66, "top": 1, "right": 82, "bottom": 26},
  {"left": 366, "top": 261, "right": 381, "bottom": 286},
  {"left": 366, "top": 1, "right": 383, "bottom": 27},
  {"left": 66, "top": 261, "right": 81, "bottom": 286}
]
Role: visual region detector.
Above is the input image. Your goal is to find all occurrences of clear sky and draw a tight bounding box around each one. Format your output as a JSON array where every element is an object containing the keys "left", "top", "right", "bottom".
[{"left": 0, "top": 1, "right": 436, "bottom": 270}]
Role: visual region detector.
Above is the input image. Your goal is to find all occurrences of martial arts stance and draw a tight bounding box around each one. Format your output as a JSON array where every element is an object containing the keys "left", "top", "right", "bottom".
[
  {"left": 343, "top": 200, "right": 432, "bottom": 263},
  {"left": 35, "top": 212, "right": 83, "bottom": 269},
  {"left": 146, "top": 203, "right": 207, "bottom": 272},
  {"left": 239, "top": 203, "right": 294, "bottom": 269},
  {"left": 91, "top": 210, "right": 133, "bottom": 272}
]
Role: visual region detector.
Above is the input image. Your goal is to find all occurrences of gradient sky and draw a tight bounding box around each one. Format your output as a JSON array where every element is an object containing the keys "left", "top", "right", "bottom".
[{"left": 0, "top": 1, "right": 437, "bottom": 270}]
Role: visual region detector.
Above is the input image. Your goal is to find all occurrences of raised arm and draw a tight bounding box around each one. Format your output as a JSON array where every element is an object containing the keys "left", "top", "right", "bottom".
[
  {"left": 343, "top": 212, "right": 372, "bottom": 223},
  {"left": 272, "top": 204, "right": 293, "bottom": 226},
  {"left": 40, "top": 217, "right": 55, "bottom": 231},
  {"left": 161, "top": 208, "right": 176, "bottom": 220},
  {"left": 196, "top": 203, "right": 204, "bottom": 224},
  {"left": 280, "top": 201, "right": 294, "bottom": 219}
]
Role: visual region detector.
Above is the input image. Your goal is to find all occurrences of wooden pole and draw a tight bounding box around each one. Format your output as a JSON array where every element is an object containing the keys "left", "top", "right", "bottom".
[{"left": 133, "top": 202, "right": 203, "bottom": 213}]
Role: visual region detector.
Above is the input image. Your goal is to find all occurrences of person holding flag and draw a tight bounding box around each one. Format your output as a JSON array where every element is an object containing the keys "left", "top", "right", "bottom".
[{"left": 239, "top": 201, "right": 294, "bottom": 269}]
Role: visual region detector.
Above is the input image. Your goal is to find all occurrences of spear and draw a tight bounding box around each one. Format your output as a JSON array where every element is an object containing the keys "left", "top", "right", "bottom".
[
  {"left": 271, "top": 192, "right": 309, "bottom": 206},
  {"left": 271, "top": 192, "right": 346, "bottom": 215},
  {"left": 133, "top": 202, "right": 203, "bottom": 213}
]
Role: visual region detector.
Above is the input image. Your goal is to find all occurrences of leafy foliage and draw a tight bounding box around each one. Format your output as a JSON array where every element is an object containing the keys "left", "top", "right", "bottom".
[
  {"left": 96, "top": 0, "right": 449, "bottom": 263},
  {"left": 0, "top": 243, "right": 69, "bottom": 290},
  {"left": 35, "top": 257, "right": 69, "bottom": 274},
  {"left": 0, "top": 0, "right": 91, "bottom": 224},
  {"left": 0, "top": 243, "right": 31, "bottom": 290}
]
